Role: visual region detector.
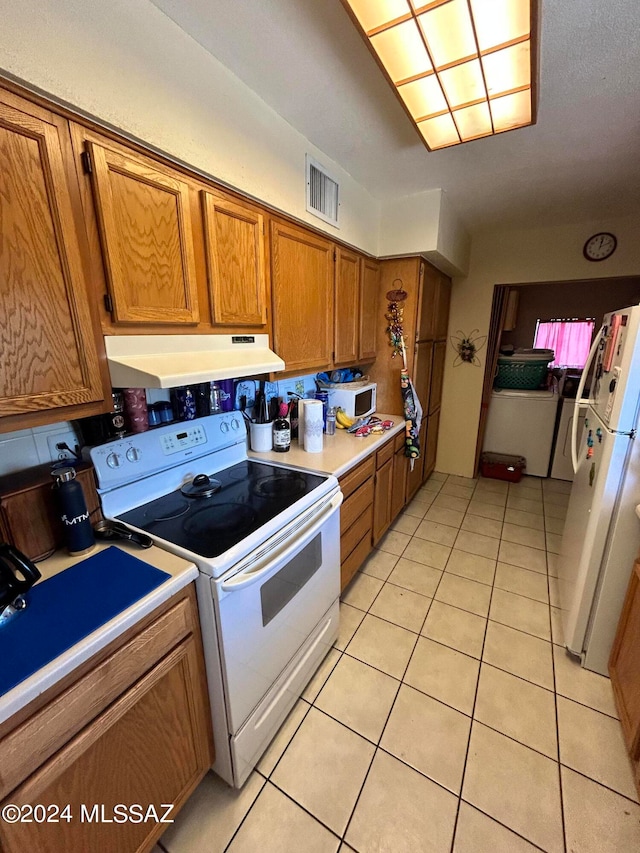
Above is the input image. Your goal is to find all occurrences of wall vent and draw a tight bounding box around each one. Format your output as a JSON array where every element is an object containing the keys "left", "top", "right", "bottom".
[{"left": 305, "top": 155, "right": 339, "bottom": 227}]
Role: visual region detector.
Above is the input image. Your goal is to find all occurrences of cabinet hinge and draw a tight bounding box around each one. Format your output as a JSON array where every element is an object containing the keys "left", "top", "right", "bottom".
[
  {"left": 80, "top": 150, "right": 92, "bottom": 175},
  {"left": 103, "top": 293, "right": 114, "bottom": 313}
]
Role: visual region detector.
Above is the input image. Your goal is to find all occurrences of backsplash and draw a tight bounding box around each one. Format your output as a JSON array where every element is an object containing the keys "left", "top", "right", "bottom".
[{"left": 0, "top": 374, "right": 318, "bottom": 478}]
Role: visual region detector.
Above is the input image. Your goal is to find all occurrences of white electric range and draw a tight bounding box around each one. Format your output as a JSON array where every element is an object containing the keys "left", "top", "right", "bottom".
[{"left": 91, "top": 413, "right": 341, "bottom": 787}]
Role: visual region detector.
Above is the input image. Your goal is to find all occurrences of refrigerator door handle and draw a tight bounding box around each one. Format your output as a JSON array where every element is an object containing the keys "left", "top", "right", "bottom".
[{"left": 572, "top": 325, "right": 605, "bottom": 473}]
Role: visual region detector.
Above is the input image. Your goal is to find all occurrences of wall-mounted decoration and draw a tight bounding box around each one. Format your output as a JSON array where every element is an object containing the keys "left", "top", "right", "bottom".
[
  {"left": 451, "top": 329, "right": 487, "bottom": 367},
  {"left": 385, "top": 280, "right": 408, "bottom": 358}
]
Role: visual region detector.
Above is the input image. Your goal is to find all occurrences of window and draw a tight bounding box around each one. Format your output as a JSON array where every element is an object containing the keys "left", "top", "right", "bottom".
[{"left": 533, "top": 318, "right": 595, "bottom": 368}]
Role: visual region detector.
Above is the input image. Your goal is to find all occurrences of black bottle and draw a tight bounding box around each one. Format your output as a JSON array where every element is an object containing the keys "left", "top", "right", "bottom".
[
  {"left": 51, "top": 467, "right": 95, "bottom": 555},
  {"left": 272, "top": 403, "right": 291, "bottom": 452}
]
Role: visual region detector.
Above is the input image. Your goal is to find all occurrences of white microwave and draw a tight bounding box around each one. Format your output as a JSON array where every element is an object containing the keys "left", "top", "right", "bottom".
[{"left": 330, "top": 383, "right": 377, "bottom": 419}]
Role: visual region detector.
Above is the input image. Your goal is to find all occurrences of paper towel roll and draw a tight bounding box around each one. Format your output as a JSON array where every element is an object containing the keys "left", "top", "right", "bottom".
[
  {"left": 303, "top": 399, "right": 324, "bottom": 453},
  {"left": 297, "top": 398, "right": 308, "bottom": 446}
]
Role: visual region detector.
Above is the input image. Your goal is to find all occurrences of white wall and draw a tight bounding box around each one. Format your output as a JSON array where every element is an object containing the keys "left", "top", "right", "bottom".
[
  {"left": 378, "top": 189, "right": 470, "bottom": 276},
  {"left": 437, "top": 215, "right": 640, "bottom": 477},
  {"left": 0, "top": 0, "right": 380, "bottom": 253}
]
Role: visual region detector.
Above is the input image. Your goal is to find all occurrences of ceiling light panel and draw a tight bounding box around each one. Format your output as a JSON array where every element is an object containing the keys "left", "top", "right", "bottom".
[
  {"left": 342, "top": 0, "right": 536, "bottom": 150},
  {"left": 370, "top": 19, "right": 432, "bottom": 82},
  {"left": 418, "top": 0, "right": 477, "bottom": 68},
  {"left": 348, "top": 0, "right": 412, "bottom": 32}
]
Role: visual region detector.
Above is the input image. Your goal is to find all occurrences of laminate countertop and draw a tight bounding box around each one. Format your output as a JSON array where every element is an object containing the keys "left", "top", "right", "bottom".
[
  {"left": 0, "top": 542, "right": 197, "bottom": 726},
  {"left": 248, "top": 413, "right": 405, "bottom": 478}
]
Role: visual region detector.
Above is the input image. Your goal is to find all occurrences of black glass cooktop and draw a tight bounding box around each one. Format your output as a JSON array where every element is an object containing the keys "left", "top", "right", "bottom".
[{"left": 117, "top": 461, "right": 328, "bottom": 559}]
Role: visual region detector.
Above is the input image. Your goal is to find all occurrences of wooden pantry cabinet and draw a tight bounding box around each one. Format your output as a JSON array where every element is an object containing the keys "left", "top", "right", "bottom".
[
  {"left": 82, "top": 136, "right": 200, "bottom": 325},
  {"left": 368, "top": 256, "right": 451, "bottom": 497},
  {"left": 0, "top": 89, "right": 109, "bottom": 433},
  {"left": 0, "top": 584, "right": 213, "bottom": 853}
]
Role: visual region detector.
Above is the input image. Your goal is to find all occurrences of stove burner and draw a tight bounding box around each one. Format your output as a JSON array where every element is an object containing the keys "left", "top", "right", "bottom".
[
  {"left": 183, "top": 503, "right": 258, "bottom": 539},
  {"left": 181, "top": 473, "right": 222, "bottom": 498},
  {"left": 252, "top": 474, "right": 308, "bottom": 499},
  {"left": 151, "top": 501, "right": 190, "bottom": 522}
]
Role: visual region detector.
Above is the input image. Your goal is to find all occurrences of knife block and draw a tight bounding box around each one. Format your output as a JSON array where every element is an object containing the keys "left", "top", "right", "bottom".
[{"left": 0, "top": 462, "right": 102, "bottom": 561}]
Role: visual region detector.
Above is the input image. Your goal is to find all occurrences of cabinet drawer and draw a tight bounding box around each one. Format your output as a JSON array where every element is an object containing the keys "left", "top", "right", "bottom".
[
  {"left": 376, "top": 439, "right": 394, "bottom": 469},
  {"left": 341, "top": 478, "right": 374, "bottom": 535},
  {"left": 341, "top": 531, "right": 373, "bottom": 592},
  {"left": 339, "top": 456, "right": 375, "bottom": 501},
  {"left": 0, "top": 589, "right": 196, "bottom": 800},
  {"left": 341, "top": 505, "right": 373, "bottom": 564}
]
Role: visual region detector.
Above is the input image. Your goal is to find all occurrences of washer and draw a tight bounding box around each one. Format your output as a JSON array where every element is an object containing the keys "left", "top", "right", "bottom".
[{"left": 483, "top": 388, "right": 560, "bottom": 477}]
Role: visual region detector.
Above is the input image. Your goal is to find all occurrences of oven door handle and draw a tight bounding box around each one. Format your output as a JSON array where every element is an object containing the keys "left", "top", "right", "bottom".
[{"left": 220, "top": 491, "right": 343, "bottom": 592}]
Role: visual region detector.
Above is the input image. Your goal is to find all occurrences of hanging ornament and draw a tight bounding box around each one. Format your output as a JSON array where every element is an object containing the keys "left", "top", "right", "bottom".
[{"left": 385, "top": 279, "right": 408, "bottom": 358}]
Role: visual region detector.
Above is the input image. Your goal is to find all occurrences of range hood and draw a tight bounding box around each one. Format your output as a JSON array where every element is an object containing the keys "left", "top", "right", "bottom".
[{"left": 105, "top": 335, "right": 285, "bottom": 389}]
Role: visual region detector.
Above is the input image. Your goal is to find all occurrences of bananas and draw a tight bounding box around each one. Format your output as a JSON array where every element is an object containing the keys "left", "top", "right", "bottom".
[{"left": 336, "top": 408, "right": 356, "bottom": 429}]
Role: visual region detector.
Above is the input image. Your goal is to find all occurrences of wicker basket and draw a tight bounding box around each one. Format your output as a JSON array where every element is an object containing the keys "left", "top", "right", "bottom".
[{"left": 495, "top": 357, "right": 550, "bottom": 390}]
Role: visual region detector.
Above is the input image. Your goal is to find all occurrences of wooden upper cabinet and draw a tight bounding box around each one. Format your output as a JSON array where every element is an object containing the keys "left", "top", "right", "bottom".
[
  {"left": 85, "top": 141, "right": 199, "bottom": 325},
  {"left": 416, "top": 261, "right": 435, "bottom": 341},
  {"left": 434, "top": 273, "right": 452, "bottom": 339},
  {"left": 0, "top": 91, "right": 106, "bottom": 423},
  {"left": 334, "top": 247, "right": 360, "bottom": 367},
  {"left": 359, "top": 258, "right": 379, "bottom": 362},
  {"left": 201, "top": 190, "right": 267, "bottom": 326},
  {"left": 270, "top": 220, "right": 334, "bottom": 373}
]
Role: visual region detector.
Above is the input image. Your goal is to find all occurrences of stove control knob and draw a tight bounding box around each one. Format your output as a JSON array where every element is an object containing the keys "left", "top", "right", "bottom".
[
  {"left": 106, "top": 452, "right": 122, "bottom": 469},
  {"left": 231, "top": 418, "right": 241, "bottom": 431},
  {"left": 126, "top": 447, "right": 141, "bottom": 463},
  {"left": 220, "top": 421, "right": 230, "bottom": 434}
]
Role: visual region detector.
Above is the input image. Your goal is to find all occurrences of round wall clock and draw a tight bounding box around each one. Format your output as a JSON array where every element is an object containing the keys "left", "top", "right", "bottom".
[{"left": 583, "top": 232, "right": 617, "bottom": 261}]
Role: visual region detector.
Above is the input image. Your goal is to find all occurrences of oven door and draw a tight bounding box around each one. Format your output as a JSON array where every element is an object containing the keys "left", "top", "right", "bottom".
[{"left": 213, "top": 490, "right": 342, "bottom": 734}]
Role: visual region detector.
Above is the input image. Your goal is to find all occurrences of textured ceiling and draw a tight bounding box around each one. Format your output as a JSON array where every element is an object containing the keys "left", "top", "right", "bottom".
[{"left": 149, "top": 0, "right": 640, "bottom": 233}]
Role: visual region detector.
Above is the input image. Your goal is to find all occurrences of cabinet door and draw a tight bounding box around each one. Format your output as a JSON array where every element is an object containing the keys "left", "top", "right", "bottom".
[
  {"left": 424, "top": 409, "right": 440, "bottom": 480},
  {"left": 406, "top": 421, "right": 427, "bottom": 501},
  {"left": 413, "top": 341, "right": 434, "bottom": 418},
  {"left": 0, "top": 636, "right": 212, "bottom": 853},
  {"left": 609, "top": 560, "right": 640, "bottom": 754},
  {"left": 270, "top": 220, "right": 334, "bottom": 373},
  {"left": 0, "top": 93, "right": 105, "bottom": 421},
  {"left": 201, "top": 190, "right": 267, "bottom": 326},
  {"left": 434, "top": 274, "right": 452, "bottom": 339},
  {"left": 416, "top": 261, "right": 436, "bottom": 341},
  {"left": 359, "top": 258, "right": 379, "bottom": 361},
  {"left": 429, "top": 340, "right": 447, "bottom": 415},
  {"left": 86, "top": 141, "right": 199, "bottom": 324},
  {"left": 373, "top": 458, "right": 393, "bottom": 544},
  {"left": 391, "top": 436, "right": 408, "bottom": 521},
  {"left": 334, "top": 247, "right": 360, "bottom": 366}
]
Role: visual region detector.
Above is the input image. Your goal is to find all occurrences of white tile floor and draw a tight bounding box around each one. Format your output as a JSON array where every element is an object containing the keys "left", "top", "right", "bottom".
[{"left": 158, "top": 473, "right": 640, "bottom": 853}]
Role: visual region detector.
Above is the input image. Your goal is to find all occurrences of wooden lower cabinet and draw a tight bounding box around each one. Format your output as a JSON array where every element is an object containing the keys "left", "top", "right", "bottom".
[
  {"left": 0, "top": 584, "right": 213, "bottom": 853},
  {"left": 609, "top": 556, "right": 640, "bottom": 800},
  {"left": 391, "top": 433, "right": 408, "bottom": 522},
  {"left": 406, "top": 421, "right": 427, "bottom": 502},
  {"left": 339, "top": 437, "right": 402, "bottom": 590},
  {"left": 424, "top": 409, "right": 440, "bottom": 480}
]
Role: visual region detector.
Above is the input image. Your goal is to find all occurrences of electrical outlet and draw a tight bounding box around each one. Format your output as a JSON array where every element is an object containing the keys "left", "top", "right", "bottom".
[{"left": 46, "top": 431, "right": 79, "bottom": 463}]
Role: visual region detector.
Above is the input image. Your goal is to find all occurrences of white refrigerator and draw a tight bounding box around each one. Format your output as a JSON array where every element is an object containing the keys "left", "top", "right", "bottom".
[{"left": 558, "top": 304, "right": 640, "bottom": 675}]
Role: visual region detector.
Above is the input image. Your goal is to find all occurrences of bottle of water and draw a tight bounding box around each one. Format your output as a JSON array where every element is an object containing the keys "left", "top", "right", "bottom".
[{"left": 51, "top": 467, "right": 95, "bottom": 555}]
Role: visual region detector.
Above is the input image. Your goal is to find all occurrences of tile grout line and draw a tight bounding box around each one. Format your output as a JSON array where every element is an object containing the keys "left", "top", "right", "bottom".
[
  {"left": 447, "top": 474, "right": 497, "bottom": 853},
  {"left": 339, "top": 512, "right": 440, "bottom": 847},
  {"left": 542, "top": 482, "right": 569, "bottom": 853}
]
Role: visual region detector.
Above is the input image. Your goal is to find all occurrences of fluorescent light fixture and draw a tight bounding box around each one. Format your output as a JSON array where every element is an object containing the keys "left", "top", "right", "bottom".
[{"left": 342, "top": 0, "right": 537, "bottom": 150}]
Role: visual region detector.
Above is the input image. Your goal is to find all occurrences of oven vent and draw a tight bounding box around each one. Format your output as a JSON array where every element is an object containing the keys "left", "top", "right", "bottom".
[{"left": 306, "top": 155, "right": 339, "bottom": 227}]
